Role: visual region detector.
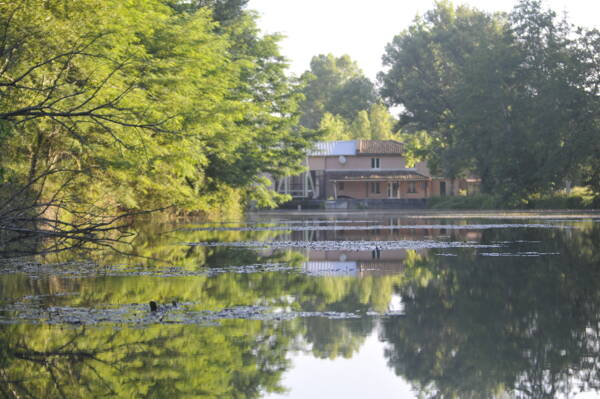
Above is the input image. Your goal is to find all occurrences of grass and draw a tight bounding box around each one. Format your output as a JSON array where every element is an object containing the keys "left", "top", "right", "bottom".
[{"left": 526, "top": 186, "right": 596, "bottom": 209}]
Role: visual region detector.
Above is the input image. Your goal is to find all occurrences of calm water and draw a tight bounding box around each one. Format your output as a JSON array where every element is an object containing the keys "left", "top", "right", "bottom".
[{"left": 1, "top": 211, "right": 600, "bottom": 398}]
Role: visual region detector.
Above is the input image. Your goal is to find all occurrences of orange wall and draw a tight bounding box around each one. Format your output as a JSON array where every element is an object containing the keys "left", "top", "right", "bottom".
[
  {"left": 431, "top": 178, "right": 460, "bottom": 196},
  {"left": 335, "top": 180, "right": 430, "bottom": 199},
  {"left": 337, "top": 181, "right": 368, "bottom": 198}
]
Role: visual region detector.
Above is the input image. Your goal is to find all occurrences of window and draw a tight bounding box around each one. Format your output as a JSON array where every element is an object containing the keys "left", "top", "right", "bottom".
[
  {"left": 388, "top": 182, "right": 400, "bottom": 198},
  {"left": 370, "top": 182, "right": 380, "bottom": 194},
  {"left": 371, "top": 158, "right": 380, "bottom": 169},
  {"left": 408, "top": 181, "right": 417, "bottom": 193},
  {"left": 339, "top": 182, "right": 344, "bottom": 191}
]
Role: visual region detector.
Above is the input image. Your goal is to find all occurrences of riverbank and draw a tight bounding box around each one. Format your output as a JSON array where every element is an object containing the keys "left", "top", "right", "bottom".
[
  {"left": 254, "top": 208, "right": 600, "bottom": 219},
  {"left": 427, "top": 189, "right": 598, "bottom": 210}
]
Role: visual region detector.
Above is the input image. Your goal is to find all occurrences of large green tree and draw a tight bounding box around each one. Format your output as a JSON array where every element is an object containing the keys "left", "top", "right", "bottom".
[
  {"left": 379, "top": 0, "right": 600, "bottom": 201},
  {"left": 299, "top": 54, "right": 377, "bottom": 130},
  {"left": 0, "top": 0, "right": 313, "bottom": 234},
  {"left": 299, "top": 53, "right": 400, "bottom": 142}
]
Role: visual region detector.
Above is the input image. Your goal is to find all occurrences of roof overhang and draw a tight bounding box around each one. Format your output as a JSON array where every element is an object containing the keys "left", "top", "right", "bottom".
[{"left": 330, "top": 170, "right": 430, "bottom": 182}]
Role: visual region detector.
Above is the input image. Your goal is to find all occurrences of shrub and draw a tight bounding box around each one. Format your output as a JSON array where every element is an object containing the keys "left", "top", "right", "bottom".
[{"left": 427, "top": 193, "right": 502, "bottom": 210}]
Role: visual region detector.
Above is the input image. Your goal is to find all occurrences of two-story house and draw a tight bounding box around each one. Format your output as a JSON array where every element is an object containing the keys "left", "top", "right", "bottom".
[{"left": 275, "top": 140, "right": 478, "bottom": 201}]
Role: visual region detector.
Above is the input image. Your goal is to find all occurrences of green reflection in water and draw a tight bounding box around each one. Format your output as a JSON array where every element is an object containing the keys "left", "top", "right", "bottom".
[
  {"left": 0, "top": 267, "right": 403, "bottom": 396},
  {"left": 381, "top": 221, "right": 600, "bottom": 398},
  {"left": 0, "top": 321, "right": 291, "bottom": 398},
  {"left": 1, "top": 217, "right": 600, "bottom": 398}
]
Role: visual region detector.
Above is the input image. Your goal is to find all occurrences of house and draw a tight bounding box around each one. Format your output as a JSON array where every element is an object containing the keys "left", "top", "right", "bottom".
[{"left": 275, "top": 140, "right": 478, "bottom": 200}]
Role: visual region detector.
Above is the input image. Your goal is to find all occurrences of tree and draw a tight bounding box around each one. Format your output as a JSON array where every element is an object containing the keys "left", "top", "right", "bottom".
[
  {"left": 165, "top": 0, "right": 249, "bottom": 25},
  {"left": 298, "top": 53, "right": 401, "bottom": 142},
  {"left": 350, "top": 110, "right": 371, "bottom": 139},
  {"left": 378, "top": 0, "right": 600, "bottom": 201},
  {"left": 319, "top": 113, "right": 351, "bottom": 141},
  {"left": 379, "top": 1, "right": 510, "bottom": 182},
  {"left": 368, "top": 103, "right": 396, "bottom": 140},
  {"left": 299, "top": 54, "right": 377, "bottom": 129},
  {"left": 0, "top": 0, "right": 314, "bottom": 242}
]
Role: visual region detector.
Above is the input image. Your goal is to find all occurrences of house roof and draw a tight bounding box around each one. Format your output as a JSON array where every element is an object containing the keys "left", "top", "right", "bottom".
[
  {"left": 357, "top": 140, "right": 404, "bottom": 155},
  {"left": 329, "top": 170, "right": 430, "bottom": 181},
  {"left": 308, "top": 140, "right": 404, "bottom": 156},
  {"left": 308, "top": 141, "right": 357, "bottom": 156}
]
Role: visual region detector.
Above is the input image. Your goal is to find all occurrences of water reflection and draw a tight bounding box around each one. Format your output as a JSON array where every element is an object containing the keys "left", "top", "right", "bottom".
[
  {"left": 381, "top": 222, "right": 600, "bottom": 398},
  {"left": 0, "top": 321, "right": 291, "bottom": 398},
  {"left": 0, "top": 214, "right": 599, "bottom": 398}
]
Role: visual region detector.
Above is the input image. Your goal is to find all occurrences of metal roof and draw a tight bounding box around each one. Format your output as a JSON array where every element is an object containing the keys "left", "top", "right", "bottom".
[{"left": 308, "top": 141, "right": 357, "bottom": 156}]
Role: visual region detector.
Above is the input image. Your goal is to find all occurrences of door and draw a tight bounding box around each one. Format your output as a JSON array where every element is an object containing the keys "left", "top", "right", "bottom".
[
  {"left": 388, "top": 182, "right": 400, "bottom": 198},
  {"left": 440, "top": 181, "right": 446, "bottom": 196}
]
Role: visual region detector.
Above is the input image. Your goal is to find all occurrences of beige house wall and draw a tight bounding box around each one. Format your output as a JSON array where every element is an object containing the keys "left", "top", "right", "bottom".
[
  {"left": 309, "top": 157, "right": 326, "bottom": 170},
  {"left": 431, "top": 178, "right": 460, "bottom": 196},
  {"left": 414, "top": 161, "right": 430, "bottom": 176},
  {"left": 397, "top": 180, "right": 428, "bottom": 198},
  {"left": 309, "top": 155, "right": 406, "bottom": 171},
  {"left": 335, "top": 180, "right": 431, "bottom": 199},
  {"left": 336, "top": 181, "right": 368, "bottom": 198}
]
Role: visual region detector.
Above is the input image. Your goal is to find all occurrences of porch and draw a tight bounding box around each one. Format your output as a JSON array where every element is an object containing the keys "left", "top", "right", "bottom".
[{"left": 329, "top": 171, "right": 431, "bottom": 200}]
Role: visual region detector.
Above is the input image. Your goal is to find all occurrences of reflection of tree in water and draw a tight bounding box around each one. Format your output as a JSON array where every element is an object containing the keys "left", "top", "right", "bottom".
[
  {"left": 289, "top": 273, "right": 401, "bottom": 358},
  {"left": 300, "top": 318, "right": 373, "bottom": 359},
  {"left": 0, "top": 321, "right": 291, "bottom": 398},
  {"left": 380, "top": 224, "right": 600, "bottom": 398},
  {"left": 0, "top": 219, "right": 288, "bottom": 267},
  {"left": 0, "top": 252, "right": 407, "bottom": 397}
]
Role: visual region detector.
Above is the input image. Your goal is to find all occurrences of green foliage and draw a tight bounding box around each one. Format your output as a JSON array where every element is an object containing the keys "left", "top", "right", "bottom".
[
  {"left": 319, "top": 112, "right": 352, "bottom": 141},
  {"left": 165, "top": 0, "right": 249, "bottom": 25},
  {"left": 297, "top": 53, "right": 402, "bottom": 142},
  {"left": 299, "top": 54, "right": 377, "bottom": 130},
  {"left": 0, "top": 122, "right": 13, "bottom": 184},
  {"left": 318, "top": 104, "right": 398, "bottom": 141},
  {"left": 427, "top": 193, "right": 503, "bottom": 209},
  {"left": 0, "top": 0, "right": 313, "bottom": 221},
  {"left": 526, "top": 187, "right": 596, "bottom": 209},
  {"left": 397, "top": 130, "right": 433, "bottom": 167},
  {"left": 379, "top": 0, "right": 600, "bottom": 202},
  {"left": 427, "top": 186, "right": 597, "bottom": 209}
]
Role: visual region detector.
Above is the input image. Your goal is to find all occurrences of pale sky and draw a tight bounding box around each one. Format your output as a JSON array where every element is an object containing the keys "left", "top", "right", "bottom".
[{"left": 247, "top": 0, "right": 600, "bottom": 81}]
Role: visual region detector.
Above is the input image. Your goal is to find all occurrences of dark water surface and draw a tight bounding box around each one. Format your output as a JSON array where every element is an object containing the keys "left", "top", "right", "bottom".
[{"left": 1, "top": 210, "right": 600, "bottom": 398}]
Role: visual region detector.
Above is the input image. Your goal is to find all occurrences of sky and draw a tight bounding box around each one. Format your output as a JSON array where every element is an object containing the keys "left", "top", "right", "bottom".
[{"left": 247, "top": 0, "right": 600, "bottom": 81}]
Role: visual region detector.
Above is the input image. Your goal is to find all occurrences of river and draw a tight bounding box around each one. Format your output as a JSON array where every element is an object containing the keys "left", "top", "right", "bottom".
[{"left": 1, "top": 210, "right": 600, "bottom": 398}]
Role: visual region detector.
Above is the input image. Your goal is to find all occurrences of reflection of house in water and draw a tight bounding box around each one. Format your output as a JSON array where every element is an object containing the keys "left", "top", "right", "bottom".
[
  {"left": 304, "top": 248, "right": 421, "bottom": 277},
  {"left": 285, "top": 218, "right": 483, "bottom": 243},
  {"left": 270, "top": 219, "right": 483, "bottom": 276}
]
